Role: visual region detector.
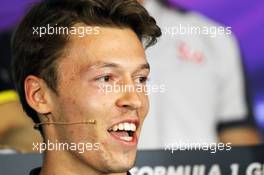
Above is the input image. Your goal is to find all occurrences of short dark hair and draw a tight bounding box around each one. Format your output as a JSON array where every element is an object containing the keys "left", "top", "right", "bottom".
[{"left": 11, "top": 0, "right": 161, "bottom": 126}]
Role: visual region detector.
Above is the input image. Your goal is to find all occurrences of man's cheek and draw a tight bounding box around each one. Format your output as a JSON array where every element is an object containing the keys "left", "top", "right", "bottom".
[{"left": 141, "top": 95, "right": 149, "bottom": 117}]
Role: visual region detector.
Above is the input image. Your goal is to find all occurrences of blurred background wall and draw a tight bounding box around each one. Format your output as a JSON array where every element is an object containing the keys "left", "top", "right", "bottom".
[{"left": 1, "top": 0, "right": 264, "bottom": 134}]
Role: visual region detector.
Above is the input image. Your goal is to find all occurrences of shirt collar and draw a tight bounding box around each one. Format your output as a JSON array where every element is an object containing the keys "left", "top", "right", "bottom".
[{"left": 30, "top": 167, "right": 132, "bottom": 175}]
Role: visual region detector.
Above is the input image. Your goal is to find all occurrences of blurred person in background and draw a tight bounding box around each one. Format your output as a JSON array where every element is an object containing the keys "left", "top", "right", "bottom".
[
  {"left": 0, "top": 31, "right": 42, "bottom": 153},
  {"left": 139, "top": 0, "right": 262, "bottom": 149}
]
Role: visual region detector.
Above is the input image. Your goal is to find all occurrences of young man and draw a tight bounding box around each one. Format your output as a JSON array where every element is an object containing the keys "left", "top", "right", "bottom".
[{"left": 11, "top": 0, "right": 161, "bottom": 174}]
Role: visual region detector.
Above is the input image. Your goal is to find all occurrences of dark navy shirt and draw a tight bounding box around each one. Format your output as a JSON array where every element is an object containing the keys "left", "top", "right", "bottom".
[
  {"left": 29, "top": 167, "right": 132, "bottom": 175},
  {"left": 0, "top": 30, "right": 14, "bottom": 92}
]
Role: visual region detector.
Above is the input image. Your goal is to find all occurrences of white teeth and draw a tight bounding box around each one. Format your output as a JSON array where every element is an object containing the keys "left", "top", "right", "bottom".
[
  {"left": 120, "top": 136, "right": 133, "bottom": 141},
  {"left": 109, "top": 123, "right": 137, "bottom": 142},
  {"left": 124, "top": 123, "right": 130, "bottom": 131},
  {"left": 130, "top": 123, "right": 136, "bottom": 131},
  {"left": 110, "top": 122, "right": 137, "bottom": 132},
  {"left": 113, "top": 125, "right": 118, "bottom": 131},
  {"left": 118, "top": 123, "right": 124, "bottom": 130}
]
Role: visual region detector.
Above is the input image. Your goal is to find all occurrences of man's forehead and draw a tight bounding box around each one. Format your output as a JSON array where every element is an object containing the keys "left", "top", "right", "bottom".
[
  {"left": 57, "top": 55, "right": 149, "bottom": 79},
  {"left": 58, "top": 26, "right": 147, "bottom": 72},
  {"left": 78, "top": 60, "right": 150, "bottom": 76},
  {"left": 63, "top": 28, "right": 142, "bottom": 56}
]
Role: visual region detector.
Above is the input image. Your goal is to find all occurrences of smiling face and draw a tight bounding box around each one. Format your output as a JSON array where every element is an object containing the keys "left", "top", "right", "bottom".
[{"left": 43, "top": 26, "right": 149, "bottom": 173}]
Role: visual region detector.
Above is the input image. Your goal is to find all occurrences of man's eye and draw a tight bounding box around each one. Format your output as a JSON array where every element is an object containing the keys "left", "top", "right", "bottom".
[
  {"left": 96, "top": 75, "right": 111, "bottom": 82},
  {"left": 136, "top": 76, "right": 148, "bottom": 84}
]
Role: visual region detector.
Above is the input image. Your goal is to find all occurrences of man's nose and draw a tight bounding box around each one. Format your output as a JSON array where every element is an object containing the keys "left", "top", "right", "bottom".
[{"left": 115, "top": 83, "right": 142, "bottom": 110}]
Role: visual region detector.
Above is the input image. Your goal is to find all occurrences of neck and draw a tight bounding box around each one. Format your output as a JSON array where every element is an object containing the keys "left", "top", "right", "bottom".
[{"left": 39, "top": 151, "right": 127, "bottom": 175}]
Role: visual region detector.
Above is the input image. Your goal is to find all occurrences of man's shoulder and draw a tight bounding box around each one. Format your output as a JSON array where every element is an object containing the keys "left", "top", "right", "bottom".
[{"left": 29, "top": 167, "right": 41, "bottom": 175}]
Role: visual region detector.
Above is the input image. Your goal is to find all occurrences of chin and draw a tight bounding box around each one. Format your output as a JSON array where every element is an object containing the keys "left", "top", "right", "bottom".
[
  {"left": 107, "top": 153, "right": 136, "bottom": 173},
  {"left": 107, "top": 163, "right": 135, "bottom": 173},
  {"left": 93, "top": 160, "right": 135, "bottom": 174},
  {"left": 80, "top": 149, "right": 137, "bottom": 173}
]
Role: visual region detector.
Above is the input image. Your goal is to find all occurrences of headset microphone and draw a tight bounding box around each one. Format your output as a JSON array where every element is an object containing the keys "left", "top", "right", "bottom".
[{"left": 34, "top": 120, "right": 96, "bottom": 129}]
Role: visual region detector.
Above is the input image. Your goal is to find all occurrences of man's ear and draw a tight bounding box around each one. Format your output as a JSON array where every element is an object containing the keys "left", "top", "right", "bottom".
[{"left": 24, "top": 75, "right": 54, "bottom": 115}]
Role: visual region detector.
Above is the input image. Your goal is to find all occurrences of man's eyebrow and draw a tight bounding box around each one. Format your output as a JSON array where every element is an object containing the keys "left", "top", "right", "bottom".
[
  {"left": 136, "top": 63, "right": 150, "bottom": 71},
  {"left": 87, "top": 62, "right": 150, "bottom": 71}
]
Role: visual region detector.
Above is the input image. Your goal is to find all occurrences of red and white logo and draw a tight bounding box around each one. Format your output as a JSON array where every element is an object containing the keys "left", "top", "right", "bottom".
[{"left": 177, "top": 42, "right": 205, "bottom": 64}]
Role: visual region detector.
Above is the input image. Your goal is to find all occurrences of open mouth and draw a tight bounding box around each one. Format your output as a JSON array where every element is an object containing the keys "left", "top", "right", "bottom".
[{"left": 107, "top": 122, "right": 137, "bottom": 143}]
